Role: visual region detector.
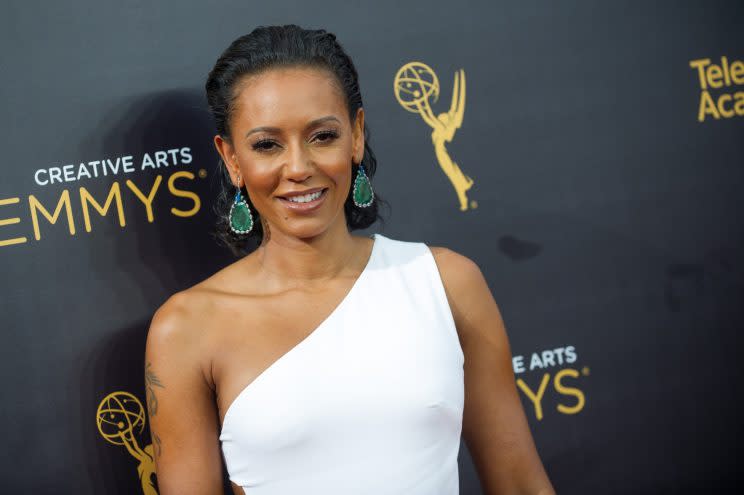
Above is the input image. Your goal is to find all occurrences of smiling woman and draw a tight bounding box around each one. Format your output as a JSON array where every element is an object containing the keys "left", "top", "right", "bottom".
[
  {"left": 204, "top": 27, "right": 384, "bottom": 257},
  {"left": 143, "top": 24, "right": 555, "bottom": 495}
]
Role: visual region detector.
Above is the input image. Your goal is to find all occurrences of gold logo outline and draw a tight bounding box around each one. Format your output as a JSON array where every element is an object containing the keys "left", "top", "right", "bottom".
[
  {"left": 96, "top": 391, "right": 158, "bottom": 494},
  {"left": 394, "top": 61, "right": 475, "bottom": 211}
]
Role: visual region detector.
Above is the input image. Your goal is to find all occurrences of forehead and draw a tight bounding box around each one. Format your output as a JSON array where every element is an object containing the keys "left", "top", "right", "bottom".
[{"left": 231, "top": 67, "right": 347, "bottom": 128}]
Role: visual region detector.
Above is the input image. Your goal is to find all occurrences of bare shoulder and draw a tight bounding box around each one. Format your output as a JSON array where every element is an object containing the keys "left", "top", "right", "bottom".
[
  {"left": 148, "top": 253, "right": 258, "bottom": 339},
  {"left": 427, "top": 245, "right": 506, "bottom": 345},
  {"left": 146, "top": 270, "right": 234, "bottom": 382},
  {"left": 146, "top": 254, "right": 264, "bottom": 380},
  {"left": 148, "top": 287, "right": 212, "bottom": 343},
  {"left": 428, "top": 246, "right": 486, "bottom": 291},
  {"left": 428, "top": 246, "right": 491, "bottom": 309}
]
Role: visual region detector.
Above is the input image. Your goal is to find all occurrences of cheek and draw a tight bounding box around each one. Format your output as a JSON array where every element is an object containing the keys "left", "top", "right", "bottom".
[
  {"left": 238, "top": 160, "right": 279, "bottom": 199},
  {"left": 322, "top": 155, "right": 353, "bottom": 195}
]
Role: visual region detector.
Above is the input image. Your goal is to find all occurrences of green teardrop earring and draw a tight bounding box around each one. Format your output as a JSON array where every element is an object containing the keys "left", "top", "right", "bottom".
[
  {"left": 352, "top": 163, "right": 374, "bottom": 208},
  {"left": 229, "top": 184, "right": 254, "bottom": 235}
]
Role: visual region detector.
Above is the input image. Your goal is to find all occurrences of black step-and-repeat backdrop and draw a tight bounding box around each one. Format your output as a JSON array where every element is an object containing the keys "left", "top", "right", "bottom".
[{"left": 1, "top": 1, "right": 742, "bottom": 493}]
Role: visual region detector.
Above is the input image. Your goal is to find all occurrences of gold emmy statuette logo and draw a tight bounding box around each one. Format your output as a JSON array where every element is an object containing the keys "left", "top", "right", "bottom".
[
  {"left": 97, "top": 391, "right": 158, "bottom": 494},
  {"left": 394, "top": 62, "right": 475, "bottom": 211}
]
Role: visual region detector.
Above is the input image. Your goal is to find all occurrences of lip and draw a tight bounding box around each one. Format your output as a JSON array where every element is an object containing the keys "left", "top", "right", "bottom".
[
  {"left": 277, "top": 186, "right": 326, "bottom": 198},
  {"left": 276, "top": 187, "right": 328, "bottom": 212}
]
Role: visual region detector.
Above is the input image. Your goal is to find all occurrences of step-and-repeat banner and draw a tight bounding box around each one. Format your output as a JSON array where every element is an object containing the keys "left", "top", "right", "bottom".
[{"left": 1, "top": 1, "right": 742, "bottom": 493}]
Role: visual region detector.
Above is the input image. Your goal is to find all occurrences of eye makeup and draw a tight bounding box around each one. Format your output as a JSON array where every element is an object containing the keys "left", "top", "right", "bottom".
[{"left": 250, "top": 128, "right": 340, "bottom": 153}]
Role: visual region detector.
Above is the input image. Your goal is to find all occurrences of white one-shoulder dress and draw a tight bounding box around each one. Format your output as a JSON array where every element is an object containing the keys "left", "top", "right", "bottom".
[{"left": 219, "top": 233, "right": 465, "bottom": 494}]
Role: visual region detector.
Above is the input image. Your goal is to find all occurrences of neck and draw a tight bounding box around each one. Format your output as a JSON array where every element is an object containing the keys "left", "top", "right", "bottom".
[{"left": 253, "top": 219, "right": 364, "bottom": 286}]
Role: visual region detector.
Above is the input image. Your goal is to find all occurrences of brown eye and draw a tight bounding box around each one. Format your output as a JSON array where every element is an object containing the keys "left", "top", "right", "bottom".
[
  {"left": 314, "top": 130, "right": 339, "bottom": 142},
  {"left": 252, "top": 139, "right": 278, "bottom": 152}
]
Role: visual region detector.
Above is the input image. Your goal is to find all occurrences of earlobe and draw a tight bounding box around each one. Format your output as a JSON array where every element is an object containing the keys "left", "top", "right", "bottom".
[
  {"left": 354, "top": 108, "right": 365, "bottom": 163},
  {"left": 214, "top": 135, "right": 241, "bottom": 187}
]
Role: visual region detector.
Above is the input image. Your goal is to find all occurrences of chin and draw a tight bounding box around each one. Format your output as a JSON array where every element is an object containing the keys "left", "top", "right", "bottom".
[{"left": 279, "top": 213, "right": 345, "bottom": 240}]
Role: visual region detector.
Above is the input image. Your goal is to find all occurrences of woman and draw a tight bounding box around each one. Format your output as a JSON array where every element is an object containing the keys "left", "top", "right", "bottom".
[{"left": 144, "top": 25, "right": 555, "bottom": 495}]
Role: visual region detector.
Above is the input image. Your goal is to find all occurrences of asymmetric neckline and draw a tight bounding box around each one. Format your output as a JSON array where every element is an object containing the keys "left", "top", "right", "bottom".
[{"left": 219, "top": 233, "right": 381, "bottom": 435}]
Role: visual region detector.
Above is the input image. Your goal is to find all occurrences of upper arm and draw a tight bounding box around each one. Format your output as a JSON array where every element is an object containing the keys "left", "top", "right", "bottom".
[
  {"left": 429, "top": 247, "right": 555, "bottom": 495},
  {"left": 144, "top": 293, "right": 224, "bottom": 495}
]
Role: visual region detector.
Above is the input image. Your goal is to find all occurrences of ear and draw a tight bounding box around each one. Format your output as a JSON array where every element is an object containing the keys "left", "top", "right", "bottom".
[
  {"left": 213, "top": 134, "right": 241, "bottom": 187},
  {"left": 352, "top": 107, "right": 365, "bottom": 164}
]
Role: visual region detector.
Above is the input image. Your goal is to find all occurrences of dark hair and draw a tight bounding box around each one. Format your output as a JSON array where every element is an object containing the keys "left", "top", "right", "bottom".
[{"left": 205, "top": 24, "right": 386, "bottom": 257}]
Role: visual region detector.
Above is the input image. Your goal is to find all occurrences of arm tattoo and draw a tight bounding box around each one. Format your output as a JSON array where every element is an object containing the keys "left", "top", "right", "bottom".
[
  {"left": 153, "top": 431, "right": 162, "bottom": 458},
  {"left": 145, "top": 361, "right": 165, "bottom": 418}
]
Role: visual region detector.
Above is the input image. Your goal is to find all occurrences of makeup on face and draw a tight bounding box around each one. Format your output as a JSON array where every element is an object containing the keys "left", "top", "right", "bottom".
[{"left": 222, "top": 67, "right": 361, "bottom": 236}]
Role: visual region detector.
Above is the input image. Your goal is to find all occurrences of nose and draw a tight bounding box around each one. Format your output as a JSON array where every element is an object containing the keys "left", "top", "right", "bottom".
[{"left": 283, "top": 140, "right": 314, "bottom": 183}]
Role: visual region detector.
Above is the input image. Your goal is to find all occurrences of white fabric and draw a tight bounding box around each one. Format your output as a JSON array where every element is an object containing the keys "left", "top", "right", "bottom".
[{"left": 219, "top": 233, "right": 465, "bottom": 494}]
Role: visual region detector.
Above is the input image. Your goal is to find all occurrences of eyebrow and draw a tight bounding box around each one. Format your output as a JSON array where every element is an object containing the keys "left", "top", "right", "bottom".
[{"left": 244, "top": 115, "right": 342, "bottom": 138}]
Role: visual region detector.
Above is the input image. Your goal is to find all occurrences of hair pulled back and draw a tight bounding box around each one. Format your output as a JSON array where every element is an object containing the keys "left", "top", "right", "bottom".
[{"left": 205, "top": 24, "right": 385, "bottom": 257}]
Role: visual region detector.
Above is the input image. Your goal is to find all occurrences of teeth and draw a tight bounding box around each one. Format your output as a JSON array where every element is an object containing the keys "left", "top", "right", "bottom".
[{"left": 287, "top": 190, "right": 323, "bottom": 203}]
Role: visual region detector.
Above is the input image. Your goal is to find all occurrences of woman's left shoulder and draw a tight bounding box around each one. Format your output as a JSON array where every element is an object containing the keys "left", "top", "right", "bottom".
[
  {"left": 427, "top": 245, "right": 487, "bottom": 292},
  {"left": 426, "top": 244, "right": 497, "bottom": 320},
  {"left": 426, "top": 244, "right": 507, "bottom": 349}
]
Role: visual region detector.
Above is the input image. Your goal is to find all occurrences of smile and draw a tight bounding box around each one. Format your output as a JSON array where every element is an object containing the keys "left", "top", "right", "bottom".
[
  {"left": 277, "top": 188, "right": 328, "bottom": 212},
  {"left": 287, "top": 190, "right": 324, "bottom": 203}
]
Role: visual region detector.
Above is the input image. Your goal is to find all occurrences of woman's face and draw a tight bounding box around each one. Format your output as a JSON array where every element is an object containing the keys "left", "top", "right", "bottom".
[{"left": 214, "top": 66, "right": 365, "bottom": 242}]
